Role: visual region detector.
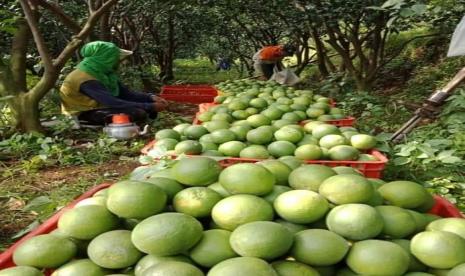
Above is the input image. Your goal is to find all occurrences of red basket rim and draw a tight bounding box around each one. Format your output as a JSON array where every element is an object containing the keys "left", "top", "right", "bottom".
[{"left": 0, "top": 183, "right": 112, "bottom": 268}]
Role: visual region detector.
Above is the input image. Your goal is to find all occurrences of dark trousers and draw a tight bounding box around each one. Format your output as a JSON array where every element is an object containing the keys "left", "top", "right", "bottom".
[
  {"left": 261, "top": 63, "right": 276, "bottom": 79},
  {"left": 78, "top": 107, "right": 157, "bottom": 125}
]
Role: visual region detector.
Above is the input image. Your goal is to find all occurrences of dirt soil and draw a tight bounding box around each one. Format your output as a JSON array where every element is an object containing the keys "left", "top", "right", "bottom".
[{"left": 0, "top": 160, "right": 139, "bottom": 250}]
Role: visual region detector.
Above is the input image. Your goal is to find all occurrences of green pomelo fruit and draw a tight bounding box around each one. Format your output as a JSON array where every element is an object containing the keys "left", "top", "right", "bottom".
[
  {"left": 184, "top": 125, "right": 209, "bottom": 139},
  {"left": 407, "top": 210, "right": 429, "bottom": 233},
  {"left": 211, "top": 195, "right": 274, "bottom": 230},
  {"left": 350, "top": 134, "right": 377, "bottom": 150},
  {"left": 155, "top": 129, "right": 181, "bottom": 141},
  {"left": 410, "top": 230, "right": 465, "bottom": 269},
  {"left": 228, "top": 100, "right": 248, "bottom": 111},
  {"left": 278, "top": 156, "right": 303, "bottom": 169},
  {"left": 141, "top": 261, "right": 204, "bottom": 276},
  {"left": 219, "top": 163, "right": 275, "bottom": 195},
  {"left": 218, "top": 141, "right": 247, "bottom": 157},
  {"left": 317, "top": 115, "right": 335, "bottom": 121},
  {"left": 174, "top": 140, "right": 203, "bottom": 155},
  {"left": 449, "top": 263, "right": 465, "bottom": 276},
  {"left": 274, "top": 219, "right": 307, "bottom": 234},
  {"left": 172, "top": 157, "right": 222, "bottom": 186},
  {"left": 153, "top": 138, "right": 178, "bottom": 152},
  {"left": 198, "top": 111, "right": 214, "bottom": 122},
  {"left": 272, "top": 119, "right": 293, "bottom": 129},
  {"left": 88, "top": 230, "right": 142, "bottom": 269},
  {"left": 319, "top": 135, "right": 348, "bottom": 149},
  {"left": 173, "top": 123, "right": 191, "bottom": 134},
  {"left": 281, "top": 112, "right": 301, "bottom": 122},
  {"left": 328, "top": 145, "right": 360, "bottom": 161},
  {"left": 271, "top": 261, "right": 319, "bottom": 276},
  {"left": 306, "top": 108, "right": 325, "bottom": 119},
  {"left": 208, "top": 257, "right": 278, "bottom": 276},
  {"left": 258, "top": 160, "right": 292, "bottom": 186},
  {"left": 74, "top": 197, "right": 107, "bottom": 208},
  {"left": 210, "top": 129, "right": 237, "bottom": 144},
  {"left": 173, "top": 187, "right": 222, "bottom": 218},
  {"left": 246, "top": 128, "right": 273, "bottom": 145},
  {"left": 346, "top": 240, "right": 409, "bottom": 276},
  {"left": 131, "top": 213, "right": 203, "bottom": 256},
  {"left": 375, "top": 205, "right": 417, "bottom": 238},
  {"left": 203, "top": 120, "right": 230, "bottom": 132},
  {"left": 229, "top": 125, "right": 251, "bottom": 141},
  {"left": 303, "top": 121, "right": 324, "bottom": 133},
  {"left": 239, "top": 145, "right": 270, "bottom": 159},
  {"left": 291, "top": 229, "right": 349, "bottom": 266},
  {"left": 208, "top": 182, "right": 231, "bottom": 197},
  {"left": 0, "top": 266, "right": 43, "bottom": 276},
  {"left": 288, "top": 165, "right": 336, "bottom": 191},
  {"left": 358, "top": 153, "right": 378, "bottom": 161},
  {"left": 58, "top": 205, "right": 118, "bottom": 240},
  {"left": 212, "top": 113, "right": 233, "bottom": 122},
  {"left": 189, "top": 229, "right": 237, "bottom": 268},
  {"left": 274, "top": 190, "right": 329, "bottom": 224},
  {"left": 267, "top": 141, "right": 296, "bottom": 158},
  {"left": 230, "top": 221, "right": 293, "bottom": 260},
  {"left": 332, "top": 166, "right": 363, "bottom": 175},
  {"left": 391, "top": 239, "right": 428, "bottom": 272},
  {"left": 247, "top": 114, "right": 271, "bottom": 128},
  {"left": 274, "top": 127, "right": 303, "bottom": 143},
  {"left": 378, "top": 181, "right": 434, "bottom": 209},
  {"left": 261, "top": 108, "right": 284, "bottom": 120},
  {"left": 201, "top": 141, "right": 218, "bottom": 151},
  {"left": 326, "top": 204, "right": 384, "bottom": 240},
  {"left": 294, "top": 144, "right": 322, "bottom": 160},
  {"left": 312, "top": 124, "right": 340, "bottom": 139},
  {"left": 106, "top": 181, "right": 167, "bottom": 219},
  {"left": 134, "top": 255, "right": 193, "bottom": 276},
  {"left": 52, "top": 259, "right": 108, "bottom": 276},
  {"left": 426, "top": 218, "right": 465, "bottom": 239},
  {"left": 262, "top": 185, "right": 292, "bottom": 204},
  {"left": 319, "top": 174, "right": 374, "bottom": 205},
  {"left": 13, "top": 234, "right": 77, "bottom": 268}
]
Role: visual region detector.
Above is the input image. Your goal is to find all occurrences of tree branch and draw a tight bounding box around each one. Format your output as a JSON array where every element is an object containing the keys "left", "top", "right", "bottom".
[
  {"left": 53, "top": 0, "right": 119, "bottom": 69},
  {"left": 19, "top": 0, "right": 54, "bottom": 72},
  {"left": 35, "top": 0, "right": 81, "bottom": 33}
]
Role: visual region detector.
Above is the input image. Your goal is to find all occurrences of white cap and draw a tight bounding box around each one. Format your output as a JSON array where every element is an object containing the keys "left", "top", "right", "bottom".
[{"left": 119, "top": 49, "right": 133, "bottom": 58}]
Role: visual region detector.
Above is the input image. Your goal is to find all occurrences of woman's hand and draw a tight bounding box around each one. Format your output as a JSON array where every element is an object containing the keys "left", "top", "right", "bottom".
[{"left": 152, "top": 95, "right": 168, "bottom": 111}]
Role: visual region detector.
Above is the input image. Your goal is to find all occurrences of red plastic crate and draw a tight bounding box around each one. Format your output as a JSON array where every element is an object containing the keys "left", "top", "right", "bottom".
[
  {"left": 159, "top": 85, "right": 218, "bottom": 104},
  {"left": 141, "top": 141, "right": 387, "bottom": 178},
  {"left": 214, "top": 149, "right": 388, "bottom": 178},
  {"left": 0, "top": 184, "right": 463, "bottom": 272},
  {"left": 429, "top": 196, "right": 463, "bottom": 218},
  {"left": 0, "top": 183, "right": 112, "bottom": 270},
  {"left": 198, "top": 103, "right": 218, "bottom": 113}
]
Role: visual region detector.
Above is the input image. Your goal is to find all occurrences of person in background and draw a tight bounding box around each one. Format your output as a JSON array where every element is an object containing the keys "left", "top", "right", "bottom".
[
  {"left": 252, "top": 44, "right": 296, "bottom": 80},
  {"left": 216, "top": 56, "right": 231, "bottom": 71},
  {"left": 60, "top": 41, "right": 167, "bottom": 125}
]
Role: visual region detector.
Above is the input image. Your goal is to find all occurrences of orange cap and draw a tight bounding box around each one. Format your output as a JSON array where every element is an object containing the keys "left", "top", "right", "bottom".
[{"left": 112, "top": 113, "right": 131, "bottom": 124}]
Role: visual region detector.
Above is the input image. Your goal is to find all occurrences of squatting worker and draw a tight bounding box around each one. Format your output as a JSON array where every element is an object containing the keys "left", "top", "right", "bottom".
[
  {"left": 253, "top": 44, "right": 296, "bottom": 80},
  {"left": 60, "top": 41, "right": 167, "bottom": 125}
]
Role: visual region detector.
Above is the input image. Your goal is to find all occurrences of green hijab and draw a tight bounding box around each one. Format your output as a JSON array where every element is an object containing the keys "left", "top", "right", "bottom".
[{"left": 77, "top": 41, "right": 121, "bottom": 96}]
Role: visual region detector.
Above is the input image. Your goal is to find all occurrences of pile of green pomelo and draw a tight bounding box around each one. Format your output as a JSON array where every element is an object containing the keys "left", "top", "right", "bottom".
[
  {"left": 149, "top": 80, "right": 378, "bottom": 161},
  {"left": 3, "top": 157, "right": 465, "bottom": 276}
]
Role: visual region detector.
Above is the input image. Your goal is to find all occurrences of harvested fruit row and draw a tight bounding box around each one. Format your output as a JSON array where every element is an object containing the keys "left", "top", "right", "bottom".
[
  {"left": 2, "top": 157, "right": 464, "bottom": 275},
  {"left": 212, "top": 80, "right": 347, "bottom": 123},
  {"left": 151, "top": 121, "right": 379, "bottom": 162}
]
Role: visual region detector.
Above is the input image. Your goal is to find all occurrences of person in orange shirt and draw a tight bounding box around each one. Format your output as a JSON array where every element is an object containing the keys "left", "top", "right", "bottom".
[{"left": 253, "top": 44, "right": 296, "bottom": 80}]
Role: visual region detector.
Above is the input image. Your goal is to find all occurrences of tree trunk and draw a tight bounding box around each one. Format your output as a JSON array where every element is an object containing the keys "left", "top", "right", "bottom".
[
  {"left": 310, "top": 29, "right": 329, "bottom": 78},
  {"left": 10, "top": 93, "right": 42, "bottom": 132}
]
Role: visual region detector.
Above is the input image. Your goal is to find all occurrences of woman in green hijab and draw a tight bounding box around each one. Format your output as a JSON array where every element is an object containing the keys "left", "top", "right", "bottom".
[{"left": 60, "top": 41, "right": 167, "bottom": 125}]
